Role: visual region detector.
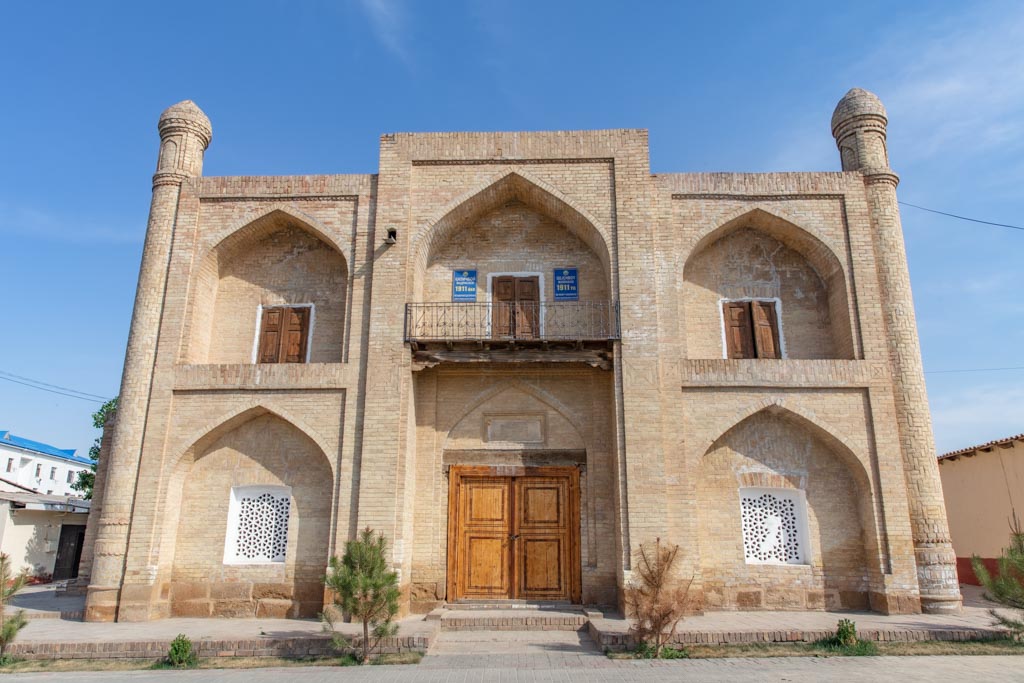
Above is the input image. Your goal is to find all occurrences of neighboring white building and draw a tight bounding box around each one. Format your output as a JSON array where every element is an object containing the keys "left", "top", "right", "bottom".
[
  {"left": 0, "top": 431, "right": 94, "bottom": 497},
  {"left": 0, "top": 485, "right": 90, "bottom": 579}
]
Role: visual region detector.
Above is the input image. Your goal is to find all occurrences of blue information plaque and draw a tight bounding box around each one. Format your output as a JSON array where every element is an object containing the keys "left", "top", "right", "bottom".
[
  {"left": 451, "top": 270, "right": 477, "bottom": 302},
  {"left": 554, "top": 268, "right": 578, "bottom": 301}
]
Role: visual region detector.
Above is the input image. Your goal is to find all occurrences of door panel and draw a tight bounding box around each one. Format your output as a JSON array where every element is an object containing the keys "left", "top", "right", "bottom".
[
  {"left": 492, "top": 277, "right": 515, "bottom": 337},
  {"left": 514, "top": 277, "right": 539, "bottom": 339},
  {"left": 457, "top": 477, "right": 512, "bottom": 599},
  {"left": 515, "top": 477, "right": 571, "bottom": 599}
]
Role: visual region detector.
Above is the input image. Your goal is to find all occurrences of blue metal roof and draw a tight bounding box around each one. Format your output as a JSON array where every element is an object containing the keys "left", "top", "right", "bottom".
[{"left": 0, "top": 431, "right": 95, "bottom": 466}]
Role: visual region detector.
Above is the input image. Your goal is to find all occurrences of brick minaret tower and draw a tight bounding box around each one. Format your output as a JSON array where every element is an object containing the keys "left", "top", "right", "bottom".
[
  {"left": 832, "top": 88, "right": 961, "bottom": 614},
  {"left": 84, "top": 101, "right": 212, "bottom": 621}
]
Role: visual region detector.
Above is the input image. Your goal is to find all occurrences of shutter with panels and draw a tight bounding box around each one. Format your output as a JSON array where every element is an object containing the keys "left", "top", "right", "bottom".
[
  {"left": 514, "top": 277, "right": 540, "bottom": 339},
  {"left": 723, "top": 301, "right": 755, "bottom": 359},
  {"left": 751, "top": 301, "right": 781, "bottom": 359},
  {"left": 492, "top": 277, "right": 515, "bottom": 337},
  {"left": 258, "top": 308, "right": 284, "bottom": 363},
  {"left": 281, "top": 307, "right": 310, "bottom": 363}
]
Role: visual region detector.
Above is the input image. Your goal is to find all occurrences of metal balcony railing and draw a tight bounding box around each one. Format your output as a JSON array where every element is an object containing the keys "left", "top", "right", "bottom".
[{"left": 405, "top": 301, "right": 620, "bottom": 342}]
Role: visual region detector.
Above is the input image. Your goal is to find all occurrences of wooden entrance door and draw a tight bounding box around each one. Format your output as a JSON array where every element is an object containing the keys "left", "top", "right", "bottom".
[
  {"left": 447, "top": 466, "right": 580, "bottom": 602},
  {"left": 492, "top": 276, "right": 540, "bottom": 339},
  {"left": 53, "top": 524, "right": 86, "bottom": 581}
]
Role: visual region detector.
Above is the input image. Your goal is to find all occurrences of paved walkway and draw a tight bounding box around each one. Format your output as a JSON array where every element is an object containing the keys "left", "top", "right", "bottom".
[
  {"left": 13, "top": 584, "right": 1004, "bottom": 643},
  {"left": 2, "top": 656, "right": 1022, "bottom": 681},
  {"left": 423, "top": 630, "right": 604, "bottom": 669}
]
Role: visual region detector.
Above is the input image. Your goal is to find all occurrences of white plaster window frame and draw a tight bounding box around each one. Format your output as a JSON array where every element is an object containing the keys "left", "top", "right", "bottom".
[
  {"left": 223, "top": 485, "right": 293, "bottom": 565},
  {"left": 485, "top": 271, "right": 546, "bottom": 337},
  {"left": 250, "top": 303, "right": 316, "bottom": 364},
  {"left": 737, "top": 486, "right": 810, "bottom": 566},
  {"left": 717, "top": 297, "right": 788, "bottom": 360}
]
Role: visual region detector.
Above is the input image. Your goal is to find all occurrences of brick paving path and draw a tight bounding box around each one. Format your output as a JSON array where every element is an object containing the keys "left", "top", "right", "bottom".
[{"left": 2, "top": 656, "right": 1023, "bottom": 681}]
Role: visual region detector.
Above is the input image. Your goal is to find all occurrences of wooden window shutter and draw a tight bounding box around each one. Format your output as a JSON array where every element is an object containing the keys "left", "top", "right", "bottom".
[
  {"left": 281, "top": 307, "right": 310, "bottom": 363},
  {"left": 514, "top": 277, "right": 540, "bottom": 338},
  {"left": 751, "top": 301, "right": 781, "bottom": 359},
  {"left": 723, "top": 301, "right": 755, "bottom": 359},
  {"left": 492, "top": 277, "right": 515, "bottom": 337},
  {"left": 257, "top": 308, "right": 284, "bottom": 363}
]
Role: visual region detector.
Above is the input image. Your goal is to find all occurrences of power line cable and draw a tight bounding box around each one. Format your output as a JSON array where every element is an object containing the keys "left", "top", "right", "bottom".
[
  {"left": 899, "top": 201, "right": 1024, "bottom": 232},
  {"left": 0, "top": 375, "right": 107, "bottom": 403},
  {"left": 925, "top": 366, "right": 1024, "bottom": 375},
  {"left": 0, "top": 370, "right": 111, "bottom": 401}
]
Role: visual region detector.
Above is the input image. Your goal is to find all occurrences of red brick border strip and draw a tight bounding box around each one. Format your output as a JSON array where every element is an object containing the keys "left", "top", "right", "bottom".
[
  {"left": 588, "top": 623, "right": 1008, "bottom": 650},
  {"left": 8, "top": 634, "right": 432, "bottom": 661}
]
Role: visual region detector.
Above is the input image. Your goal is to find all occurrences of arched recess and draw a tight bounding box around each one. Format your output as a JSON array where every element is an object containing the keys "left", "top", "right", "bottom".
[
  {"left": 695, "top": 403, "right": 879, "bottom": 611},
  {"left": 182, "top": 207, "right": 349, "bottom": 364},
  {"left": 441, "top": 381, "right": 587, "bottom": 452},
  {"left": 158, "top": 405, "right": 334, "bottom": 618},
  {"left": 682, "top": 208, "right": 856, "bottom": 359},
  {"left": 410, "top": 170, "right": 613, "bottom": 301}
]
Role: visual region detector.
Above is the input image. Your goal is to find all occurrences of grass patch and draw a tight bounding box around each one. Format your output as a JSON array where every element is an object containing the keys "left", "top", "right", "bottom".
[
  {"left": 810, "top": 638, "right": 879, "bottom": 656},
  {"left": 608, "top": 639, "right": 1024, "bottom": 660},
  {"left": 0, "top": 651, "right": 423, "bottom": 674}
]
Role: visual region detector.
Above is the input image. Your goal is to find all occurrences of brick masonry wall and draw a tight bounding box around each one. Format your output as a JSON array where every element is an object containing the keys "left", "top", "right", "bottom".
[
  {"left": 684, "top": 228, "right": 841, "bottom": 359},
  {"left": 168, "top": 413, "right": 332, "bottom": 618},
  {"left": 90, "top": 110, "right": 958, "bottom": 621},
  {"left": 698, "top": 410, "right": 870, "bottom": 610}
]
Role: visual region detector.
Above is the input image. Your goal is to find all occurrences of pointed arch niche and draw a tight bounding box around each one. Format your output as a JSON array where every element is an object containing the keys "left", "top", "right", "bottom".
[
  {"left": 696, "top": 405, "right": 878, "bottom": 611},
  {"left": 683, "top": 209, "right": 856, "bottom": 360},
  {"left": 158, "top": 406, "right": 334, "bottom": 618},
  {"left": 183, "top": 209, "right": 349, "bottom": 364},
  {"left": 410, "top": 172, "right": 612, "bottom": 303}
]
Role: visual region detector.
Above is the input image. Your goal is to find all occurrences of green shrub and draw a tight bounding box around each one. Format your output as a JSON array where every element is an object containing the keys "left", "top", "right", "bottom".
[
  {"left": 0, "top": 553, "right": 28, "bottom": 662},
  {"left": 835, "top": 618, "right": 857, "bottom": 647},
  {"left": 166, "top": 634, "right": 197, "bottom": 668},
  {"left": 812, "top": 619, "right": 878, "bottom": 656}
]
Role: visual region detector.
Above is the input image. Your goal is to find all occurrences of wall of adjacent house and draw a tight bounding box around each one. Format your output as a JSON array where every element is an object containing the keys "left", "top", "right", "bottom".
[
  {"left": 0, "top": 503, "right": 89, "bottom": 577},
  {"left": 939, "top": 441, "right": 1024, "bottom": 583}
]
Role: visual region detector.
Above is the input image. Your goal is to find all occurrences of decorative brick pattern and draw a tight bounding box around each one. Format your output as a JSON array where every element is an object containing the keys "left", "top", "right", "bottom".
[{"left": 84, "top": 90, "right": 961, "bottom": 624}]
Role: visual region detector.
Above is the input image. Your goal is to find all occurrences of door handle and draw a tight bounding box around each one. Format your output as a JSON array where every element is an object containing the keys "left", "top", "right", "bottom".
[{"left": 509, "top": 534, "right": 520, "bottom": 541}]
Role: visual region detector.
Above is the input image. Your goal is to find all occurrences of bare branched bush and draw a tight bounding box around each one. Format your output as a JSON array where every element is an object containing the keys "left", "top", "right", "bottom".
[{"left": 624, "top": 538, "right": 692, "bottom": 658}]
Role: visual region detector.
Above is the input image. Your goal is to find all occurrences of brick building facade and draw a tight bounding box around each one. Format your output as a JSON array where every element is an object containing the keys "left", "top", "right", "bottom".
[{"left": 78, "top": 88, "right": 962, "bottom": 621}]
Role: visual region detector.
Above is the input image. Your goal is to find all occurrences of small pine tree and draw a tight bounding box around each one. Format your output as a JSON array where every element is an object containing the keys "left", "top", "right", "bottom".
[
  {"left": 973, "top": 511, "right": 1024, "bottom": 639},
  {"left": 624, "top": 538, "right": 692, "bottom": 658},
  {"left": 323, "top": 528, "right": 400, "bottom": 664},
  {"left": 0, "top": 553, "right": 28, "bottom": 662}
]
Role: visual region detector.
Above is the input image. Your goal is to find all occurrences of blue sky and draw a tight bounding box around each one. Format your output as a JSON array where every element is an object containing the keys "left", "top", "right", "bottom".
[{"left": 1, "top": 0, "right": 1021, "bottom": 458}]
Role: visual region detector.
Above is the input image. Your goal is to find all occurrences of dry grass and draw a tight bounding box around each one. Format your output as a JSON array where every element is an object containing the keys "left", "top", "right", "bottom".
[
  {"left": 608, "top": 639, "right": 1023, "bottom": 659},
  {"left": 0, "top": 651, "right": 423, "bottom": 674}
]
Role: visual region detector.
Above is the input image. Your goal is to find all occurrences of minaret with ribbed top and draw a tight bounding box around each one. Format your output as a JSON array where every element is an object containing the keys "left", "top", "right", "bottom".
[{"left": 832, "top": 88, "right": 961, "bottom": 614}]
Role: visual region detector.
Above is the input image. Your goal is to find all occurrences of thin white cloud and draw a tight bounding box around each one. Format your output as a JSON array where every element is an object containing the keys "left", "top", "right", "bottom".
[
  {"left": 357, "top": 0, "right": 413, "bottom": 65},
  {"left": 0, "top": 201, "right": 141, "bottom": 245},
  {"left": 763, "top": 2, "right": 1024, "bottom": 173},
  {"left": 863, "top": 6, "right": 1024, "bottom": 164}
]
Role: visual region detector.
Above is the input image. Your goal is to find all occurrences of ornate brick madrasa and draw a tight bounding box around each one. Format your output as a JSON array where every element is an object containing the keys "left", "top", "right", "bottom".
[{"left": 77, "top": 89, "right": 962, "bottom": 622}]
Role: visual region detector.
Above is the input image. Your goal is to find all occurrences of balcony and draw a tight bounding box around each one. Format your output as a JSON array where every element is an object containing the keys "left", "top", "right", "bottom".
[{"left": 404, "top": 301, "right": 619, "bottom": 370}]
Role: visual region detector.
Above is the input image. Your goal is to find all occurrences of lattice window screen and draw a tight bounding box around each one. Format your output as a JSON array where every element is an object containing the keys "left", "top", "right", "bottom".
[
  {"left": 224, "top": 486, "right": 291, "bottom": 564},
  {"left": 739, "top": 488, "right": 807, "bottom": 565}
]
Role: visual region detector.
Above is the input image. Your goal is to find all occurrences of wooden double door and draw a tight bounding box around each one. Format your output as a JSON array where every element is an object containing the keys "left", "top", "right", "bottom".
[
  {"left": 492, "top": 276, "right": 540, "bottom": 339},
  {"left": 447, "top": 466, "right": 580, "bottom": 602}
]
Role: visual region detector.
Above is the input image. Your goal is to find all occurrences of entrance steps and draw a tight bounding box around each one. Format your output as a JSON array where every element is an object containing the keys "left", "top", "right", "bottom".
[{"left": 435, "top": 604, "right": 602, "bottom": 631}]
